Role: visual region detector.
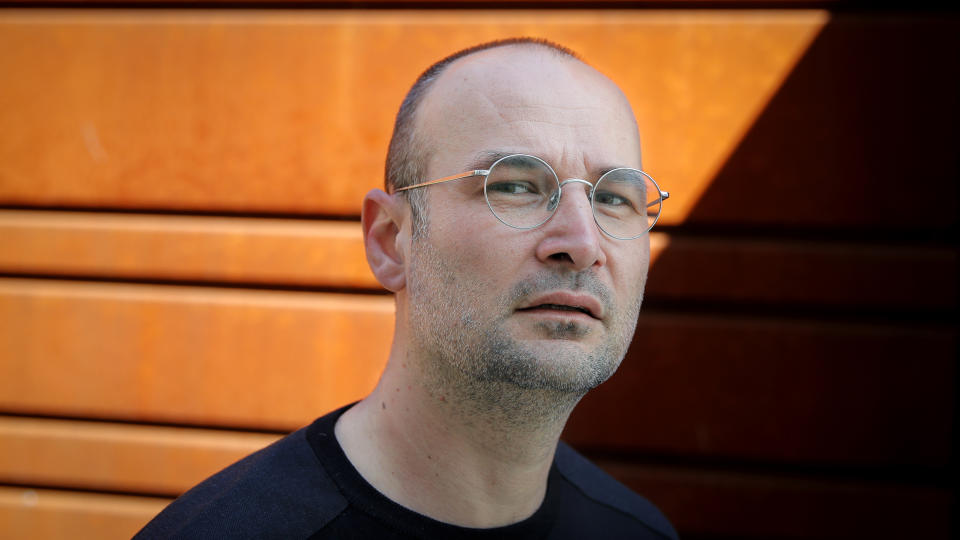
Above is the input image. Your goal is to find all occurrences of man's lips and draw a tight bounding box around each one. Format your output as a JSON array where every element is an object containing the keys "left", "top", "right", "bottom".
[{"left": 516, "top": 292, "right": 604, "bottom": 320}]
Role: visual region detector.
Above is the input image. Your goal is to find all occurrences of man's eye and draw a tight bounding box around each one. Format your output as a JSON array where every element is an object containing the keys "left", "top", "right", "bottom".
[
  {"left": 594, "top": 191, "right": 633, "bottom": 208},
  {"left": 487, "top": 181, "right": 536, "bottom": 195}
]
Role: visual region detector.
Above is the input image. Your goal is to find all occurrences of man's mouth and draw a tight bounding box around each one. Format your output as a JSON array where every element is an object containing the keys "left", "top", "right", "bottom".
[
  {"left": 519, "top": 304, "right": 595, "bottom": 318},
  {"left": 516, "top": 292, "right": 604, "bottom": 320}
]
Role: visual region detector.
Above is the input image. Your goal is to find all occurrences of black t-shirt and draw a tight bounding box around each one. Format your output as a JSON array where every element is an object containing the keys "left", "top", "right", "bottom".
[{"left": 135, "top": 404, "right": 677, "bottom": 539}]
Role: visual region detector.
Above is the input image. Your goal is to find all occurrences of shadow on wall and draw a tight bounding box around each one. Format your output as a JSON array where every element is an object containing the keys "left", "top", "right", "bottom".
[
  {"left": 688, "top": 13, "right": 958, "bottom": 234},
  {"left": 565, "top": 13, "right": 958, "bottom": 540}
]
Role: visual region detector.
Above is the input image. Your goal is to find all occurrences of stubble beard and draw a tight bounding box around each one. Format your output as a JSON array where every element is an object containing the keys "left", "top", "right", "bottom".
[{"left": 407, "top": 235, "right": 643, "bottom": 426}]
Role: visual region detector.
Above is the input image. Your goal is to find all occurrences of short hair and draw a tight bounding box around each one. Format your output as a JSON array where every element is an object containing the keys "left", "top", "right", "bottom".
[{"left": 384, "top": 38, "right": 580, "bottom": 237}]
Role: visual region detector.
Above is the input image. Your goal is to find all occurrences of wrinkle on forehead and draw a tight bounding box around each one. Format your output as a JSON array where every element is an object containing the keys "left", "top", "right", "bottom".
[
  {"left": 452, "top": 59, "right": 620, "bottom": 122},
  {"left": 416, "top": 46, "right": 642, "bottom": 177}
]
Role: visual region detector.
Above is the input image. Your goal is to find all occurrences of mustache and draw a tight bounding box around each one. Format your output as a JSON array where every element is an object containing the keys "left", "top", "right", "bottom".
[{"left": 507, "top": 271, "right": 614, "bottom": 315}]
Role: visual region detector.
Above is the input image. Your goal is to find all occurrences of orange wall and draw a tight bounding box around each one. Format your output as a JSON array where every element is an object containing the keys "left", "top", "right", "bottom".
[{"left": 0, "top": 6, "right": 956, "bottom": 539}]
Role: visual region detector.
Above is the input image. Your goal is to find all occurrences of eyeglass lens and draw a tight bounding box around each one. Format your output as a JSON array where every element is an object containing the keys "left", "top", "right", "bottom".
[{"left": 482, "top": 155, "right": 662, "bottom": 239}]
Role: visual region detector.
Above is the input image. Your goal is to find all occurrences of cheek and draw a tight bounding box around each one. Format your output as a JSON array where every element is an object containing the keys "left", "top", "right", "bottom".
[
  {"left": 432, "top": 202, "right": 525, "bottom": 270},
  {"left": 432, "top": 230, "right": 538, "bottom": 315},
  {"left": 443, "top": 236, "right": 516, "bottom": 294},
  {"left": 610, "top": 246, "right": 650, "bottom": 300}
]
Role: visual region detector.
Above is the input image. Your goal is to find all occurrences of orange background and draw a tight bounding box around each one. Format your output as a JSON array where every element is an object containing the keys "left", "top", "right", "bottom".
[{"left": 0, "top": 3, "right": 956, "bottom": 539}]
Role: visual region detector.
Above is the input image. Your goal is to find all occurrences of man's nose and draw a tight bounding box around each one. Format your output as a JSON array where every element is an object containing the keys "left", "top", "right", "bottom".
[{"left": 535, "top": 180, "right": 607, "bottom": 271}]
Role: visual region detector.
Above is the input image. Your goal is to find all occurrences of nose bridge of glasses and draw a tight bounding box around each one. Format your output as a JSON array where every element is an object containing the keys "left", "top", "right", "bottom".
[
  {"left": 548, "top": 178, "right": 595, "bottom": 215},
  {"left": 553, "top": 178, "right": 594, "bottom": 210},
  {"left": 559, "top": 178, "right": 594, "bottom": 190}
]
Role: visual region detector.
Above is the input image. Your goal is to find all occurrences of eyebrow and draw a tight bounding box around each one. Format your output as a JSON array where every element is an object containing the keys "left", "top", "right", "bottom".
[
  {"left": 465, "top": 151, "right": 631, "bottom": 179},
  {"left": 464, "top": 150, "right": 518, "bottom": 172}
]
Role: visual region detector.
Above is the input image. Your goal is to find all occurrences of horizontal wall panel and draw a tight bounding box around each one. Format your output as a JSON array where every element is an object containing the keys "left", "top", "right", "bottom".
[
  {"left": 0, "top": 9, "right": 825, "bottom": 222},
  {"left": 567, "top": 313, "right": 955, "bottom": 468},
  {"left": 0, "top": 464, "right": 948, "bottom": 540},
  {"left": 2, "top": 423, "right": 950, "bottom": 540},
  {"left": 2, "top": 210, "right": 955, "bottom": 310},
  {"left": 0, "top": 210, "right": 379, "bottom": 289},
  {"left": 0, "top": 10, "right": 811, "bottom": 223},
  {"left": 0, "top": 486, "right": 169, "bottom": 540},
  {"left": 648, "top": 235, "right": 957, "bottom": 311},
  {"left": 2, "top": 12, "right": 955, "bottom": 229},
  {"left": 606, "top": 461, "right": 952, "bottom": 539},
  {"left": 5, "top": 1, "right": 847, "bottom": 5},
  {"left": 3, "top": 442, "right": 949, "bottom": 540},
  {"left": 0, "top": 278, "right": 393, "bottom": 430},
  {"left": 1, "top": 278, "right": 952, "bottom": 466},
  {"left": 0, "top": 416, "right": 279, "bottom": 496}
]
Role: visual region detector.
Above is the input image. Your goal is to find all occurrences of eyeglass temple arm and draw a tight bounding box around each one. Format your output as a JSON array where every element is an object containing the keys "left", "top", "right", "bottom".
[
  {"left": 394, "top": 170, "right": 488, "bottom": 193},
  {"left": 646, "top": 191, "right": 670, "bottom": 209}
]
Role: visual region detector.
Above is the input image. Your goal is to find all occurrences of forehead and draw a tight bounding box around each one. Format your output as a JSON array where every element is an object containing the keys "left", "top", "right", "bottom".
[{"left": 415, "top": 46, "right": 642, "bottom": 176}]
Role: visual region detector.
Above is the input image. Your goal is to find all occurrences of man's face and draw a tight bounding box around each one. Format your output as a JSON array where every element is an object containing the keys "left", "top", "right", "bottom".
[{"left": 403, "top": 47, "right": 650, "bottom": 396}]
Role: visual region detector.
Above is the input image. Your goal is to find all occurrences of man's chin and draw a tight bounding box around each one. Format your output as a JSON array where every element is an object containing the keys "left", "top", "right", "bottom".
[
  {"left": 508, "top": 313, "right": 597, "bottom": 341},
  {"left": 517, "top": 341, "right": 622, "bottom": 390},
  {"left": 532, "top": 319, "right": 594, "bottom": 340}
]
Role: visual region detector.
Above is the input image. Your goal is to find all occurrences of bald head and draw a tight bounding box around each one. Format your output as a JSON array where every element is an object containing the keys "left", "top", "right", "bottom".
[
  {"left": 384, "top": 40, "right": 642, "bottom": 233},
  {"left": 385, "top": 40, "right": 577, "bottom": 191},
  {"left": 420, "top": 45, "right": 640, "bottom": 180}
]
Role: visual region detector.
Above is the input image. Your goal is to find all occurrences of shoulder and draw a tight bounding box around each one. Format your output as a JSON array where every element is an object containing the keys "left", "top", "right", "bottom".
[
  {"left": 134, "top": 425, "right": 347, "bottom": 539},
  {"left": 553, "top": 441, "right": 678, "bottom": 540}
]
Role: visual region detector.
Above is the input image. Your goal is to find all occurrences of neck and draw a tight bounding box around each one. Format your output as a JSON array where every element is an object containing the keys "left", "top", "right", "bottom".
[{"left": 335, "top": 345, "right": 582, "bottom": 528}]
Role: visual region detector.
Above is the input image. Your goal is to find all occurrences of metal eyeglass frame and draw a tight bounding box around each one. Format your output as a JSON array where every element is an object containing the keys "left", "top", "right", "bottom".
[{"left": 394, "top": 153, "right": 670, "bottom": 240}]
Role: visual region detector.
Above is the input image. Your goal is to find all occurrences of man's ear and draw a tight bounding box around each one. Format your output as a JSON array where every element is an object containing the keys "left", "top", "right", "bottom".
[{"left": 362, "top": 189, "right": 407, "bottom": 292}]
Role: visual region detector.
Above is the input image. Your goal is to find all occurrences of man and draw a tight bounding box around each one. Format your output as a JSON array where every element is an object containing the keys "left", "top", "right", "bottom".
[{"left": 136, "top": 38, "right": 676, "bottom": 539}]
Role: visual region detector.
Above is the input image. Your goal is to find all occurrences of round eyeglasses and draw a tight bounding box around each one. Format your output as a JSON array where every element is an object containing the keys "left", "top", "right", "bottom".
[{"left": 395, "top": 154, "right": 669, "bottom": 240}]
